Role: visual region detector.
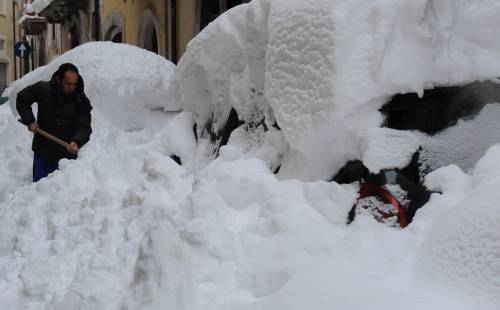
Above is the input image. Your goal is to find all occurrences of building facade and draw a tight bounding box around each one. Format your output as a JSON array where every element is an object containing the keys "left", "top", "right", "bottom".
[
  {"left": 8, "top": 0, "right": 250, "bottom": 86},
  {"left": 101, "top": 0, "right": 178, "bottom": 61},
  {"left": 0, "top": 0, "right": 22, "bottom": 91},
  {"left": 22, "top": 0, "right": 95, "bottom": 68},
  {"left": 100, "top": 0, "right": 249, "bottom": 64}
]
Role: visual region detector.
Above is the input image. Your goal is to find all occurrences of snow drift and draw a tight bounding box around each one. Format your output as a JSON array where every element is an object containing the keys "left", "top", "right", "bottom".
[
  {"left": 3, "top": 42, "right": 177, "bottom": 131},
  {"left": 177, "top": 0, "right": 500, "bottom": 181}
]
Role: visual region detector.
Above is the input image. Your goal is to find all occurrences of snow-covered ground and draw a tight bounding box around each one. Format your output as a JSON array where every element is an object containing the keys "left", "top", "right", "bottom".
[{"left": 1, "top": 0, "right": 500, "bottom": 309}]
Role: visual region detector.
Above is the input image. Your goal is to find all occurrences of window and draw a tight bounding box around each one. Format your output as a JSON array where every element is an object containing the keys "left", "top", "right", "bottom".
[
  {"left": 0, "top": 35, "right": 6, "bottom": 54},
  {"left": 0, "top": 0, "right": 6, "bottom": 15}
]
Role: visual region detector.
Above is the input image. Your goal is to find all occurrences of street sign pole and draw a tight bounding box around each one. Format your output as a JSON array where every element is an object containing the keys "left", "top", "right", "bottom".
[
  {"left": 12, "top": 0, "right": 17, "bottom": 80},
  {"left": 14, "top": 41, "right": 32, "bottom": 79},
  {"left": 31, "top": 38, "right": 35, "bottom": 72}
]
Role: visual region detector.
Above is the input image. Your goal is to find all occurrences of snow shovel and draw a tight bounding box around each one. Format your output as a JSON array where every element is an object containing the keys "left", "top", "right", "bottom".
[
  {"left": 34, "top": 127, "right": 71, "bottom": 149},
  {"left": 18, "top": 119, "right": 70, "bottom": 149}
]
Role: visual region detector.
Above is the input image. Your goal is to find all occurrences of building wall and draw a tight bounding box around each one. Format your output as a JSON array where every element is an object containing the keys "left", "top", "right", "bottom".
[
  {"left": 101, "top": 0, "right": 197, "bottom": 62},
  {"left": 177, "top": 0, "right": 196, "bottom": 59},
  {"left": 0, "top": 0, "right": 21, "bottom": 88},
  {"left": 10, "top": 0, "right": 249, "bottom": 81},
  {"left": 101, "top": 0, "right": 168, "bottom": 57},
  {"left": 31, "top": 2, "right": 94, "bottom": 69},
  {"left": 60, "top": 10, "right": 93, "bottom": 53},
  {"left": 38, "top": 23, "right": 63, "bottom": 65}
]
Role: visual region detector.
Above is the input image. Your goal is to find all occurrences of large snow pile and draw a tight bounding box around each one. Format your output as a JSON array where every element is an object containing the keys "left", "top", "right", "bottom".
[
  {"left": 3, "top": 94, "right": 500, "bottom": 309},
  {"left": 178, "top": 0, "right": 500, "bottom": 181},
  {"left": 1, "top": 0, "right": 500, "bottom": 309},
  {"left": 3, "top": 42, "right": 177, "bottom": 131},
  {"left": 0, "top": 42, "right": 184, "bottom": 308}
]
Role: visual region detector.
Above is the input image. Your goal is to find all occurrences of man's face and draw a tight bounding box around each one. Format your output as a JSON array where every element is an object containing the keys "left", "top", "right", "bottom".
[{"left": 61, "top": 71, "right": 78, "bottom": 94}]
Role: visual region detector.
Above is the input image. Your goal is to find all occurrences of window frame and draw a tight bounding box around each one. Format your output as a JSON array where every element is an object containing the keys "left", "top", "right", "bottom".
[
  {"left": 0, "top": 35, "right": 6, "bottom": 53},
  {"left": 0, "top": 0, "right": 6, "bottom": 16}
]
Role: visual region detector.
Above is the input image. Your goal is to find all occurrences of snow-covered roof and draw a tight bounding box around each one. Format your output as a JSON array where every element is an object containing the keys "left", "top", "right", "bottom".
[
  {"left": 31, "top": 0, "right": 53, "bottom": 14},
  {"left": 17, "top": 14, "right": 45, "bottom": 24},
  {"left": 17, "top": 0, "right": 52, "bottom": 24}
]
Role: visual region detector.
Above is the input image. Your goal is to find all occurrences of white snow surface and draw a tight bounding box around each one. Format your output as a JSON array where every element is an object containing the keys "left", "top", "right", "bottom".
[
  {"left": 420, "top": 103, "right": 500, "bottom": 174},
  {"left": 178, "top": 0, "right": 500, "bottom": 181},
  {"left": 1, "top": 0, "right": 500, "bottom": 309}
]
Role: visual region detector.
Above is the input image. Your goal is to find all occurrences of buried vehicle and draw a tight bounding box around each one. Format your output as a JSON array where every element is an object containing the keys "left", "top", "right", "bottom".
[
  {"left": 174, "top": 0, "right": 500, "bottom": 228},
  {"left": 337, "top": 81, "right": 500, "bottom": 227},
  {"left": 184, "top": 79, "right": 500, "bottom": 228}
]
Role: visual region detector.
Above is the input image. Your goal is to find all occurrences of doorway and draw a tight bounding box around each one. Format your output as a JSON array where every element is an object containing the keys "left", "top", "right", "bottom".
[
  {"left": 0, "top": 62, "right": 6, "bottom": 91},
  {"left": 139, "top": 8, "right": 159, "bottom": 54}
]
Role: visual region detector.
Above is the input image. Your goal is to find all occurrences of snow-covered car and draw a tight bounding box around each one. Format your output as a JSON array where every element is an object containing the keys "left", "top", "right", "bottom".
[
  {"left": 337, "top": 81, "right": 500, "bottom": 227},
  {"left": 176, "top": 0, "right": 500, "bottom": 228},
  {"left": 180, "top": 74, "right": 500, "bottom": 228}
]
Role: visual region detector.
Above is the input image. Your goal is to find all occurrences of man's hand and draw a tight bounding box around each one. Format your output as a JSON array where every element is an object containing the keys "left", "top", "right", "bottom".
[
  {"left": 28, "top": 122, "right": 39, "bottom": 133},
  {"left": 67, "top": 141, "right": 79, "bottom": 154}
]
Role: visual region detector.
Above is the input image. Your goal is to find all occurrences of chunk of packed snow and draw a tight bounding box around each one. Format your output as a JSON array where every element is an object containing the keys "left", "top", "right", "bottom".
[{"left": 362, "top": 128, "right": 423, "bottom": 174}]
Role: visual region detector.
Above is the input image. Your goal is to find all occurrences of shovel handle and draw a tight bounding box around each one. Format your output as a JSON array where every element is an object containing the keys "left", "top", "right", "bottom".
[
  {"left": 35, "top": 128, "right": 70, "bottom": 149},
  {"left": 18, "top": 119, "right": 70, "bottom": 149}
]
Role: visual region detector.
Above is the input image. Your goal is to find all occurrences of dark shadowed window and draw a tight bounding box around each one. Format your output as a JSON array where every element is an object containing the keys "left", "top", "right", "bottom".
[
  {"left": 139, "top": 8, "right": 159, "bottom": 54},
  {"left": 200, "top": 0, "right": 220, "bottom": 30},
  {"left": 199, "top": 0, "right": 252, "bottom": 32},
  {"left": 0, "top": 63, "right": 6, "bottom": 90},
  {"left": 144, "top": 26, "right": 158, "bottom": 54}
]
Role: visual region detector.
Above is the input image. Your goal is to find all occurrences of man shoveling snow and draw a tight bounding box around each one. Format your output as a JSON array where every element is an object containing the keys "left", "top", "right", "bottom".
[{"left": 16, "top": 63, "right": 93, "bottom": 182}]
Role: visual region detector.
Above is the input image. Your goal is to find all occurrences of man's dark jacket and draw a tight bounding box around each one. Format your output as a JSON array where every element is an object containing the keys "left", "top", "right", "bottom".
[{"left": 16, "top": 72, "right": 92, "bottom": 161}]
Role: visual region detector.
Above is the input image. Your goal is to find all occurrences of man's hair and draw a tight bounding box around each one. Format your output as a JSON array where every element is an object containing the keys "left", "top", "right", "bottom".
[{"left": 56, "top": 63, "right": 79, "bottom": 80}]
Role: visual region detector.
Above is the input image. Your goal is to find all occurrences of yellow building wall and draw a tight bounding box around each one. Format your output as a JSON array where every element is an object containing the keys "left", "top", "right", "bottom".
[
  {"left": 101, "top": 0, "right": 167, "bottom": 56},
  {"left": 101, "top": 0, "right": 197, "bottom": 61},
  {"left": 177, "top": 0, "right": 196, "bottom": 58}
]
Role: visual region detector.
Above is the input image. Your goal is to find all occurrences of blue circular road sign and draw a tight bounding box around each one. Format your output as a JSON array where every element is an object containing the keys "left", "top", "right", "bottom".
[{"left": 14, "top": 41, "right": 32, "bottom": 58}]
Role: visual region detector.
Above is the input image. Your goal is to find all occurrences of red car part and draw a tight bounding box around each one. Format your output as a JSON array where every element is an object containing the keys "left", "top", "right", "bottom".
[{"left": 358, "top": 183, "right": 409, "bottom": 228}]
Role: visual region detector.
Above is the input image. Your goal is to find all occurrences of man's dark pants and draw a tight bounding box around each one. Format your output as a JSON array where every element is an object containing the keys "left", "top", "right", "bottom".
[{"left": 33, "top": 154, "right": 58, "bottom": 182}]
